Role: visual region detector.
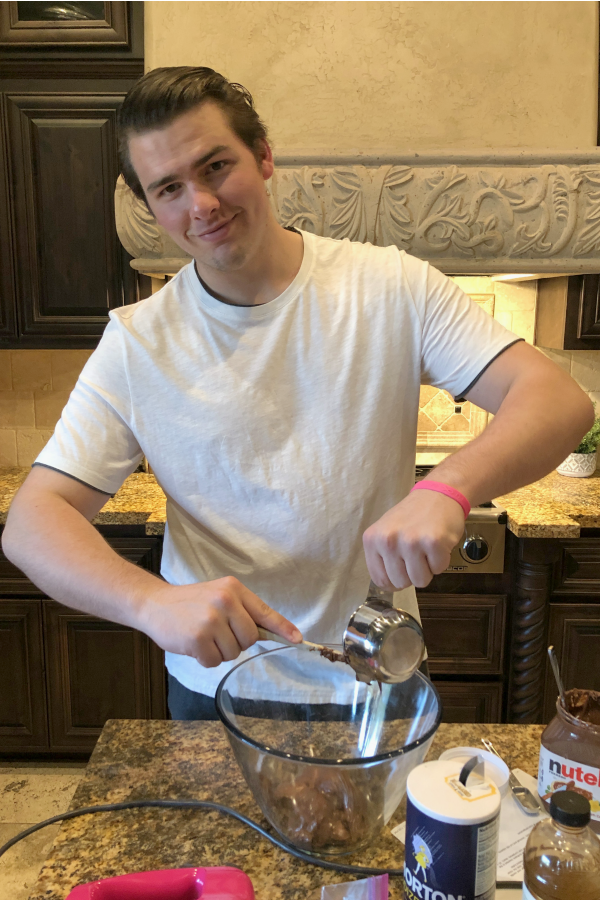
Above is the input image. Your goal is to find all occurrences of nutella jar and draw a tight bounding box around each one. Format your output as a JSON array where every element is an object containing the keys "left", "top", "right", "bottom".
[{"left": 538, "top": 689, "right": 600, "bottom": 834}]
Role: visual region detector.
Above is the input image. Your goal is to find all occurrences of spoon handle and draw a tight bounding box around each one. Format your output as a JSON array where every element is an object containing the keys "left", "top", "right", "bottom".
[
  {"left": 256, "top": 627, "right": 325, "bottom": 651},
  {"left": 548, "top": 645, "right": 567, "bottom": 707}
]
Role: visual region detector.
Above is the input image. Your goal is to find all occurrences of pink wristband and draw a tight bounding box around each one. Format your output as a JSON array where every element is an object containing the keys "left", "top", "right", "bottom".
[{"left": 410, "top": 480, "right": 471, "bottom": 519}]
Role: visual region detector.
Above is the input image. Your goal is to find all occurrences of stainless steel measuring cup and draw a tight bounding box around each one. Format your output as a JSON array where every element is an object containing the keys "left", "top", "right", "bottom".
[{"left": 342, "top": 583, "right": 426, "bottom": 683}]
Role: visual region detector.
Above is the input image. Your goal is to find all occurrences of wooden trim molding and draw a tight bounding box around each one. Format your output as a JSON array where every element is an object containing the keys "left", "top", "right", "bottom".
[{"left": 0, "top": 2, "right": 130, "bottom": 49}]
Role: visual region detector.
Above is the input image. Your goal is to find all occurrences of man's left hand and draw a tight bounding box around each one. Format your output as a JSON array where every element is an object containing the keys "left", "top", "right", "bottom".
[{"left": 363, "top": 491, "right": 465, "bottom": 590}]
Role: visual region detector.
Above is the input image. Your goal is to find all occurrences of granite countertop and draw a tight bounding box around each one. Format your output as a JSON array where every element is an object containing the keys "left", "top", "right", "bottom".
[
  {"left": 0, "top": 465, "right": 598, "bottom": 539},
  {"left": 28, "top": 719, "right": 544, "bottom": 900},
  {"left": 0, "top": 467, "right": 166, "bottom": 535},
  {"left": 495, "top": 469, "right": 600, "bottom": 538}
]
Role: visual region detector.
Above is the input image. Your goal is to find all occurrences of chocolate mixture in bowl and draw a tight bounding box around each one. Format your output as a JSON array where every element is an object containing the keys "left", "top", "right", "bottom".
[{"left": 259, "top": 761, "right": 377, "bottom": 853}]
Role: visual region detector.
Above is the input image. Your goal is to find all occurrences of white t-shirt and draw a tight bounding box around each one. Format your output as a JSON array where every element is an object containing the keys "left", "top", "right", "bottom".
[{"left": 36, "top": 231, "right": 519, "bottom": 697}]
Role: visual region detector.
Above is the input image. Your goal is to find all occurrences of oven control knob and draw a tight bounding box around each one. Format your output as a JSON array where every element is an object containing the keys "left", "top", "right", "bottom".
[{"left": 460, "top": 535, "right": 490, "bottom": 563}]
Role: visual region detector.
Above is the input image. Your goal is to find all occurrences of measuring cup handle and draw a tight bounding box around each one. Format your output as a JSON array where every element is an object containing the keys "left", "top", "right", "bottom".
[{"left": 366, "top": 581, "right": 395, "bottom": 606}]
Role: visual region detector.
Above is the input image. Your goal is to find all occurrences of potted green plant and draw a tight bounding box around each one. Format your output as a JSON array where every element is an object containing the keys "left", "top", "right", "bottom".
[{"left": 557, "top": 407, "right": 600, "bottom": 477}]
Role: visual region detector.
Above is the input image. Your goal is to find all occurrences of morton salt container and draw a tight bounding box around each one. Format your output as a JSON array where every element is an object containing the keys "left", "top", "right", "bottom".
[{"left": 403, "top": 758, "right": 501, "bottom": 900}]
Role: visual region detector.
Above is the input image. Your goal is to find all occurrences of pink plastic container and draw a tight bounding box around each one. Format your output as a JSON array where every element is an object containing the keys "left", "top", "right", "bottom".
[{"left": 65, "top": 866, "right": 255, "bottom": 899}]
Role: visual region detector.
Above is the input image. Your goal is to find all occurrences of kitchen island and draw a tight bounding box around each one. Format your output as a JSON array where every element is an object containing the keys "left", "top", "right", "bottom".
[
  {"left": 27, "top": 719, "right": 543, "bottom": 900},
  {"left": 0, "top": 465, "right": 599, "bottom": 757}
]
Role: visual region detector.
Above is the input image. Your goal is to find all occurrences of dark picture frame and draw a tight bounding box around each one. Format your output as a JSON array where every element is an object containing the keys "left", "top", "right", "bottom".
[{"left": 0, "top": 1, "right": 130, "bottom": 49}]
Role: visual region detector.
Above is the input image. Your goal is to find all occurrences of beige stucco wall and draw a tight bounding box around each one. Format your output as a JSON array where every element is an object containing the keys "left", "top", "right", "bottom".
[{"left": 145, "top": 1, "right": 599, "bottom": 151}]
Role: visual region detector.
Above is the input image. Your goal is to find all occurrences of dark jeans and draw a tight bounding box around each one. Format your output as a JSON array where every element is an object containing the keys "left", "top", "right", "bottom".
[
  {"left": 167, "top": 673, "right": 220, "bottom": 720},
  {"left": 167, "top": 659, "right": 431, "bottom": 721}
]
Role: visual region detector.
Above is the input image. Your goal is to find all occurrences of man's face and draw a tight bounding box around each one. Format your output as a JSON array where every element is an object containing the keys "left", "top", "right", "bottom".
[{"left": 128, "top": 102, "right": 274, "bottom": 274}]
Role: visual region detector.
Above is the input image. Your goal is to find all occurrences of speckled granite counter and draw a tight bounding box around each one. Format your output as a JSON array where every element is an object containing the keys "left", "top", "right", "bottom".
[
  {"left": 0, "top": 465, "right": 598, "bottom": 540},
  {"left": 495, "top": 469, "right": 600, "bottom": 538},
  {"left": 28, "top": 719, "right": 543, "bottom": 900},
  {"left": 0, "top": 467, "right": 166, "bottom": 535}
]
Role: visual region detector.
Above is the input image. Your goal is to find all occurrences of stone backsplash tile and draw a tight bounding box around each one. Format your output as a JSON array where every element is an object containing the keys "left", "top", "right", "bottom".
[
  {"left": 11, "top": 351, "right": 52, "bottom": 392},
  {"left": 0, "top": 430, "right": 17, "bottom": 466},
  {"left": 0, "top": 355, "right": 11, "bottom": 392},
  {"left": 16, "top": 430, "right": 54, "bottom": 466},
  {"left": 0, "top": 391, "right": 34, "bottom": 428},
  {"left": 34, "top": 390, "right": 71, "bottom": 430},
  {"left": 50, "top": 350, "right": 93, "bottom": 392}
]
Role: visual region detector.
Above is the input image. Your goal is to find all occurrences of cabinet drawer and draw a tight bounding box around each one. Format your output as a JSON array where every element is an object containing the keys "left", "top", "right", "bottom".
[
  {"left": 553, "top": 541, "right": 600, "bottom": 595},
  {"left": 433, "top": 681, "right": 503, "bottom": 724},
  {"left": 418, "top": 594, "right": 506, "bottom": 675}
]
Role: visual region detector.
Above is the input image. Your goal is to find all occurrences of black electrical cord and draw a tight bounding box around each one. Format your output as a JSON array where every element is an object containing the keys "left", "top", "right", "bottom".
[
  {"left": 0, "top": 798, "right": 403, "bottom": 876},
  {"left": 0, "top": 798, "right": 520, "bottom": 889}
]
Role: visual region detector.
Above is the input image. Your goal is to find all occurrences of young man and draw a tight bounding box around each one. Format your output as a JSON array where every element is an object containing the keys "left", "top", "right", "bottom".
[{"left": 2, "top": 67, "right": 593, "bottom": 719}]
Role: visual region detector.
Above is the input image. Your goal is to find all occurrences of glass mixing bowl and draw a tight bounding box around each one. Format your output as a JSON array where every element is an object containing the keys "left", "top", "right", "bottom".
[{"left": 216, "top": 647, "right": 441, "bottom": 857}]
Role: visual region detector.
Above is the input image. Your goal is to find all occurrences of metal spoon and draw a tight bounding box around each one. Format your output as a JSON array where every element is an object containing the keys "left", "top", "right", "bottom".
[
  {"left": 256, "top": 628, "right": 346, "bottom": 662},
  {"left": 481, "top": 738, "right": 542, "bottom": 814},
  {"left": 548, "top": 645, "right": 567, "bottom": 708}
]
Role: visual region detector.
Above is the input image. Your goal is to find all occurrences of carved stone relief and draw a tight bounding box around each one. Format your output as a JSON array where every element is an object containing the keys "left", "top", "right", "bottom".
[
  {"left": 115, "top": 152, "right": 600, "bottom": 274},
  {"left": 272, "top": 156, "right": 600, "bottom": 273}
]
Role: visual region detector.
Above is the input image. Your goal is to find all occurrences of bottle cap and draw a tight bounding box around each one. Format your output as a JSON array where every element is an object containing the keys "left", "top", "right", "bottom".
[{"left": 550, "top": 790, "right": 591, "bottom": 827}]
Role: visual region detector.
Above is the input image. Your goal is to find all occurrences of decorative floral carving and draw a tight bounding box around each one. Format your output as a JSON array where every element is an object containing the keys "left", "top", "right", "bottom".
[
  {"left": 114, "top": 156, "right": 600, "bottom": 271},
  {"left": 272, "top": 159, "right": 600, "bottom": 270},
  {"left": 279, "top": 168, "right": 326, "bottom": 235},
  {"left": 375, "top": 166, "right": 414, "bottom": 249},
  {"left": 573, "top": 169, "right": 600, "bottom": 257}
]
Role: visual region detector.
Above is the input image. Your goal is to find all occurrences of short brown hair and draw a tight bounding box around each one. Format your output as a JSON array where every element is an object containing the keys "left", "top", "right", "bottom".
[{"left": 118, "top": 66, "right": 269, "bottom": 200}]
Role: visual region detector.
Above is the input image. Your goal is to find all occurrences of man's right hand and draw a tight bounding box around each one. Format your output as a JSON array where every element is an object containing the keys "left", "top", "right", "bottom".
[
  {"left": 3, "top": 467, "right": 302, "bottom": 670},
  {"left": 140, "top": 576, "right": 302, "bottom": 668}
]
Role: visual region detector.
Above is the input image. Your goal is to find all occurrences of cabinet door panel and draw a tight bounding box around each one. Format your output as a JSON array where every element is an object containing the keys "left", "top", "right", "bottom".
[
  {"left": 0, "top": 598, "right": 47, "bottom": 750},
  {"left": 418, "top": 594, "right": 506, "bottom": 674},
  {"left": 44, "top": 601, "right": 153, "bottom": 751},
  {"left": 553, "top": 541, "right": 600, "bottom": 595},
  {"left": 434, "top": 681, "right": 503, "bottom": 724},
  {"left": 542, "top": 604, "right": 600, "bottom": 722},
  {"left": 4, "top": 91, "right": 134, "bottom": 344},
  {"left": 566, "top": 275, "right": 600, "bottom": 347}
]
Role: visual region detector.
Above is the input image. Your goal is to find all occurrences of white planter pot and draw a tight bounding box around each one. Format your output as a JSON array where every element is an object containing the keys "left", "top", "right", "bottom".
[{"left": 557, "top": 451, "right": 598, "bottom": 477}]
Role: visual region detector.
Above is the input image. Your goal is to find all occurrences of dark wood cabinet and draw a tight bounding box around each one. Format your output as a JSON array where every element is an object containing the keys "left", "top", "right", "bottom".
[
  {"left": 3, "top": 89, "right": 136, "bottom": 345},
  {"left": 417, "top": 575, "right": 508, "bottom": 724},
  {"left": 536, "top": 275, "right": 600, "bottom": 350},
  {"left": 419, "top": 593, "right": 506, "bottom": 675},
  {"left": 0, "top": 598, "right": 47, "bottom": 750},
  {"left": 0, "top": 529, "right": 166, "bottom": 757},
  {"left": 0, "top": 1, "right": 143, "bottom": 348},
  {"left": 434, "top": 682, "right": 503, "bottom": 724},
  {"left": 43, "top": 600, "right": 165, "bottom": 752},
  {"left": 542, "top": 603, "right": 600, "bottom": 722},
  {"left": 507, "top": 531, "right": 600, "bottom": 725}
]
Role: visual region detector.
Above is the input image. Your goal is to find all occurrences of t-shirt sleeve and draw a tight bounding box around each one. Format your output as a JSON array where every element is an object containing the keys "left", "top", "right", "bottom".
[
  {"left": 401, "top": 253, "right": 523, "bottom": 401},
  {"left": 35, "top": 314, "right": 143, "bottom": 495}
]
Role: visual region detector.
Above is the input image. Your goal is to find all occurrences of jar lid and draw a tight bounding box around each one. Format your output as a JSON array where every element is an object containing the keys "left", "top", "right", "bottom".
[
  {"left": 407, "top": 759, "right": 501, "bottom": 825},
  {"left": 550, "top": 790, "right": 591, "bottom": 827}
]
